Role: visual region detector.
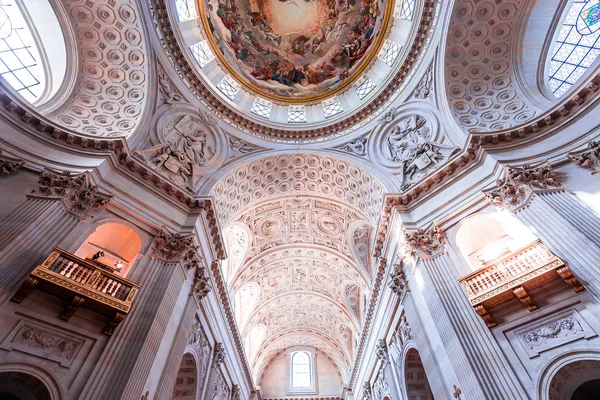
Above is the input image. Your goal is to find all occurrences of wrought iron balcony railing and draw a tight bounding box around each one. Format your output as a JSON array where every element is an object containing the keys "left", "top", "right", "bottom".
[
  {"left": 12, "top": 248, "right": 139, "bottom": 335},
  {"left": 459, "top": 240, "right": 584, "bottom": 328}
]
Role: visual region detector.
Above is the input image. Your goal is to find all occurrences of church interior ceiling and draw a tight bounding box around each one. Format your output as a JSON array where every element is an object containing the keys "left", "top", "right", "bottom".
[{"left": 4, "top": 0, "right": 596, "bottom": 394}]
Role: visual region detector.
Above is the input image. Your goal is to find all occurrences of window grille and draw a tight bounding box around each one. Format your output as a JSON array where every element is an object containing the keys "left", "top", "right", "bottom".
[
  {"left": 322, "top": 97, "right": 343, "bottom": 118},
  {"left": 549, "top": 0, "right": 600, "bottom": 97},
  {"left": 251, "top": 97, "right": 272, "bottom": 119},
  {"left": 378, "top": 40, "right": 402, "bottom": 67},
  {"left": 288, "top": 105, "right": 307, "bottom": 123},
  {"left": 217, "top": 75, "right": 240, "bottom": 101},
  {"left": 355, "top": 76, "right": 376, "bottom": 100}
]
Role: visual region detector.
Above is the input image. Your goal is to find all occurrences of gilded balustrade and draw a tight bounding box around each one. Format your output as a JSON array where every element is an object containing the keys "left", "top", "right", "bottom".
[
  {"left": 11, "top": 248, "right": 139, "bottom": 335},
  {"left": 459, "top": 240, "right": 584, "bottom": 328}
]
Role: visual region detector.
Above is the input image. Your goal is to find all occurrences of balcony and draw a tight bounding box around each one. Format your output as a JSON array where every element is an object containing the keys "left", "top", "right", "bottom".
[
  {"left": 459, "top": 240, "right": 584, "bottom": 328},
  {"left": 11, "top": 248, "right": 139, "bottom": 335}
]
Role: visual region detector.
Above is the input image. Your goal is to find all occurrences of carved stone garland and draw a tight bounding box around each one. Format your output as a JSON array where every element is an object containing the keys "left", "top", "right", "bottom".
[
  {"left": 362, "top": 382, "right": 372, "bottom": 400},
  {"left": 375, "top": 340, "right": 389, "bottom": 364},
  {"left": 31, "top": 169, "right": 112, "bottom": 219},
  {"left": 213, "top": 343, "right": 226, "bottom": 367}
]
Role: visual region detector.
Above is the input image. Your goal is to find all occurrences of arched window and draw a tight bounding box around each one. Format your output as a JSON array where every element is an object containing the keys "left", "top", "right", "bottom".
[
  {"left": 548, "top": 0, "right": 600, "bottom": 97},
  {"left": 0, "top": 0, "right": 68, "bottom": 106},
  {"left": 0, "top": 0, "right": 45, "bottom": 103},
  {"left": 291, "top": 351, "right": 312, "bottom": 388}
]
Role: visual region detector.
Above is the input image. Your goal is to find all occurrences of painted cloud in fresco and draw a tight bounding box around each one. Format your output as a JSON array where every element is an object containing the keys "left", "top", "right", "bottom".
[{"left": 205, "top": 0, "right": 387, "bottom": 98}]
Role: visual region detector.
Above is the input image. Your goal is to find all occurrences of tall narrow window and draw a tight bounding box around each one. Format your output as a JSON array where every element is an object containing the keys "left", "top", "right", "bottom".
[
  {"left": 291, "top": 351, "right": 311, "bottom": 388},
  {"left": 0, "top": 0, "right": 45, "bottom": 103},
  {"left": 548, "top": 0, "right": 600, "bottom": 97}
]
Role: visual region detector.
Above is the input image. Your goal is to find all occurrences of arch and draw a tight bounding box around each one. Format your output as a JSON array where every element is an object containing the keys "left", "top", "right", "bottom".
[
  {"left": 538, "top": 351, "right": 600, "bottom": 400},
  {"left": 74, "top": 221, "right": 144, "bottom": 277},
  {"left": 404, "top": 348, "right": 433, "bottom": 400},
  {"left": 172, "top": 353, "right": 197, "bottom": 399},
  {"left": 0, "top": 364, "right": 63, "bottom": 400},
  {"left": 454, "top": 212, "right": 537, "bottom": 273}
]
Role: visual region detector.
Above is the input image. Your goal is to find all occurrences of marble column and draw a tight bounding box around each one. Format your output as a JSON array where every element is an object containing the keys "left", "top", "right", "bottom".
[
  {"left": 0, "top": 169, "right": 110, "bottom": 304},
  {"left": 404, "top": 227, "right": 529, "bottom": 400},
  {"left": 485, "top": 163, "right": 600, "bottom": 298},
  {"left": 79, "top": 230, "right": 209, "bottom": 399}
]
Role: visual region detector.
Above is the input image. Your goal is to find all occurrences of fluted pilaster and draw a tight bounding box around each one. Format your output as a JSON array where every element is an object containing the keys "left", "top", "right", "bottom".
[
  {"left": 0, "top": 170, "right": 110, "bottom": 304},
  {"left": 406, "top": 227, "right": 528, "bottom": 399},
  {"left": 155, "top": 296, "right": 197, "bottom": 399},
  {"left": 517, "top": 196, "right": 600, "bottom": 297},
  {"left": 79, "top": 229, "right": 200, "bottom": 399}
]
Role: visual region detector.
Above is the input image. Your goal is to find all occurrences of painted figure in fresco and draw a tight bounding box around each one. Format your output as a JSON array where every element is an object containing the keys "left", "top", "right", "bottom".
[{"left": 206, "top": 0, "right": 387, "bottom": 96}]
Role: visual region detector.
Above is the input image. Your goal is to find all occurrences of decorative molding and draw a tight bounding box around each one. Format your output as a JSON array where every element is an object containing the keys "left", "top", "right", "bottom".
[
  {"left": 148, "top": 0, "right": 438, "bottom": 141},
  {"left": 228, "top": 137, "right": 262, "bottom": 158},
  {"left": 213, "top": 342, "right": 226, "bottom": 366},
  {"left": 404, "top": 225, "right": 445, "bottom": 259},
  {"left": 362, "top": 382, "right": 372, "bottom": 400},
  {"left": 412, "top": 63, "right": 434, "bottom": 101},
  {"left": 347, "top": 258, "right": 387, "bottom": 390},
  {"left": 514, "top": 309, "right": 597, "bottom": 358},
  {"left": 158, "top": 64, "right": 183, "bottom": 104},
  {"left": 388, "top": 258, "right": 408, "bottom": 297},
  {"left": 231, "top": 384, "right": 241, "bottom": 400},
  {"left": 0, "top": 149, "right": 24, "bottom": 176},
  {"left": 507, "top": 163, "right": 564, "bottom": 191},
  {"left": 210, "top": 260, "right": 254, "bottom": 388},
  {"left": 336, "top": 137, "right": 367, "bottom": 157},
  {"left": 31, "top": 169, "right": 112, "bottom": 219},
  {"left": 192, "top": 265, "right": 211, "bottom": 300},
  {"left": 392, "top": 312, "right": 413, "bottom": 349},
  {"left": 0, "top": 319, "right": 84, "bottom": 367},
  {"left": 375, "top": 340, "right": 389, "bottom": 363},
  {"left": 567, "top": 140, "right": 600, "bottom": 174}
]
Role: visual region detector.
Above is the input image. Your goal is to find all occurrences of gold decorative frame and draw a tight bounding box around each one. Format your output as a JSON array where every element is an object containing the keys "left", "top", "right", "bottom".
[{"left": 197, "top": 0, "right": 396, "bottom": 104}]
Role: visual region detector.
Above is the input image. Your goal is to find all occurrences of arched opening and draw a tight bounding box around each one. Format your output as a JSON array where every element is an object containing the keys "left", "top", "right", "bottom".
[
  {"left": 572, "top": 379, "right": 600, "bottom": 400},
  {"left": 404, "top": 348, "right": 433, "bottom": 400},
  {"left": 0, "top": 0, "right": 67, "bottom": 105},
  {"left": 172, "top": 353, "right": 197, "bottom": 399},
  {"left": 548, "top": 359, "right": 600, "bottom": 400},
  {"left": 0, "top": 371, "right": 52, "bottom": 400},
  {"left": 74, "top": 222, "right": 143, "bottom": 277},
  {"left": 455, "top": 212, "right": 538, "bottom": 273}
]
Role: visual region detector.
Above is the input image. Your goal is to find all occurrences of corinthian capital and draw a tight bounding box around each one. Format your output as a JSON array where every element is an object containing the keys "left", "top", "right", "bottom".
[
  {"left": 0, "top": 150, "right": 24, "bottom": 176},
  {"left": 484, "top": 163, "right": 561, "bottom": 212},
  {"left": 567, "top": 140, "right": 600, "bottom": 173},
  {"left": 405, "top": 225, "right": 445, "bottom": 259},
  {"left": 154, "top": 230, "right": 202, "bottom": 269},
  {"left": 32, "top": 169, "right": 111, "bottom": 219},
  {"left": 507, "top": 163, "right": 563, "bottom": 191}
]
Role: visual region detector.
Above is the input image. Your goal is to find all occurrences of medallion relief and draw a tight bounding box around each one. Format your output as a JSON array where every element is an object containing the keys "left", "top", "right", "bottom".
[{"left": 371, "top": 113, "right": 459, "bottom": 190}]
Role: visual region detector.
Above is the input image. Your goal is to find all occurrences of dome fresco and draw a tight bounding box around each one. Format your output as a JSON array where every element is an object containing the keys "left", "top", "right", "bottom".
[{"left": 202, "top": 0, "right": 391, "bottom": 101}]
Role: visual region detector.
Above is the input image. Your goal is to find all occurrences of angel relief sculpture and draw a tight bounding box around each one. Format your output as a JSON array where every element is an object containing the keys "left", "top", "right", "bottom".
[
  {"left": 137, "top": 115, "right": 215, "bottom": 191},
  {"left": 385, "top": 115, "right": 458, "bottom": 189}
]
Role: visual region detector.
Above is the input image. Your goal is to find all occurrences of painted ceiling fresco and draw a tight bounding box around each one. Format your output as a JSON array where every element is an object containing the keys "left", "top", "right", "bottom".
[{"left": 203, "top": 0, "right": 388, "bottom": 99}]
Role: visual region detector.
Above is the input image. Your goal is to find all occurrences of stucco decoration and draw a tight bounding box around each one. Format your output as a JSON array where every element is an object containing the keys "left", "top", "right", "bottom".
[
  {"left": 371, "top": 114, "right": 459, "bottom": 190},
  {"left": 137, "top": 113, "right": 225, "bottom": 191},
  {"left": 444, "top": 0, "right": 539, "bottom": 132},
  {"left": 210, "top": 154, "right": 386, "bottom": 224},
  {"left": 49, "top": 0, "right": 149, "bottom": 137}
]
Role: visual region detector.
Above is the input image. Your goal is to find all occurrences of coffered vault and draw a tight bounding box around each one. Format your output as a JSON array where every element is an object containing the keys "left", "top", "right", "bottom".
[{"left": 210, "top": 154, "right": 387, "bottom": 387}]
